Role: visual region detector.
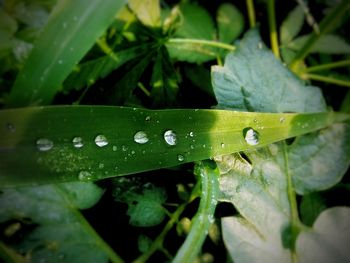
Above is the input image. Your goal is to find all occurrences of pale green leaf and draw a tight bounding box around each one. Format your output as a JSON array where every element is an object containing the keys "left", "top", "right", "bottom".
[
  {"left": 288, "top": 34, "right": 350, "bottom": 54},
  {"left": 217, "top": 3, "right": 244, "bottom": 44},
  {"left": 0, "top": 183, "right": 116, "bottom": 263},
  {"left": 212, "top": 29, "right": 326, "bottom": 112},
  {"left": 222, "top": 216, "right": 290, "bottom": 263},
  {"left": 128, "top": 0, "right": 161, "bottom": 27},
  {"left": 218, "top": 151, "right": 292, "bottom": 263},
  {"left": 280, "top": 5, "right": 304, "bottom": 45},
  {"left": 296, "top": 207, "right": 350, "bottom": 263},
  {"left": 290, "top": 123, "right": 350, "bottom": 194}
]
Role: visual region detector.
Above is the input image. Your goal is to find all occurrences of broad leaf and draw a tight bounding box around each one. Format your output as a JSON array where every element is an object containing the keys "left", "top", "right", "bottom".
[
  {"left": 218, "top": 151, "right": 292, "bottom": 262},
  {"left": 280, "top": 5, "right": 304, "bottom": 45},
  {"left": 214, "top": 29, "right": 350, "bottom": 263},
  {"left": 166, "top": 3, "right": 218, "bottom": 63},
  {"left": 173, "top": 3, "right": 215, "bottom": 40},
  {"left": 212, "top": 29, "right": 326, "bottom": 113},
  {"left": 7, "top": 0, "right": 126, "bottom": 107},
  {"left": 0, "top": 183, "right": 121, "bottom": 263},
  {"left": 288, "top": 34, "right": 350, "bottom": 54},
  {"left": 289, "top": 123, "right": 350, "bottom": 194},
  {"left": 217, "top": 3, "right": 244, "bottom": 44},
  {"left": 296, "top": 207, "right": 350, "bottom": 262}
]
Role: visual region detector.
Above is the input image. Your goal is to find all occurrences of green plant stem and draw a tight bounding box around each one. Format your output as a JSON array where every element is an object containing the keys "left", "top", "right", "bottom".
[
  {"left": 96, "top": 38, "right": 119, "bottom": 61},
  {"left": 304, "top": 73, "right": 350, "bottom": 88},
  {"left": 289, "top": 0, "right": 350, "bottom": 71},
  {"left": 246, "top": 0, "right": 256, "bottom": 28},
  {"left": 267, "top": 0, "right": 280, "bottom": 59},
  {"left": 132, "top": 201, "right": 188, "bottom": 263},
  {"left": 167, "top": 38, "right": 236, "bottom": 51},
  {"left": 282, "top": 142, "right": 299, "bottom": 263},
  {"left": 306, "top": 59, "right": 350, "bottom": 73},
  {"left": 173, "top": 161, "right": 219, "bottom": 263}
]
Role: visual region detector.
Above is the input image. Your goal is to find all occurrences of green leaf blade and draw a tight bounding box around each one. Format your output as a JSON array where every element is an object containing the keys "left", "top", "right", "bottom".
[
  {"left": 0, "top": 106, "right": 340, "bottom": 187},
  {"left": 7, "top": 0, "right": 126, "bottom": 107}
]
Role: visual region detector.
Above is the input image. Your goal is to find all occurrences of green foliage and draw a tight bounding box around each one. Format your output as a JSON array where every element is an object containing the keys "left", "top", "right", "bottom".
[
  {"left": 0, "top": 1, "right": 350, "bottom": 262},
  {"left": 114, "top": 180, "right": 167, "bottom": 227},
  {"left": 296, "top": 207, "right": 350, "bottom": 262},
  {"left": 217, "top": 3, "right": 244, "bottom": 44},
  {"left": 300, "top": 193, "right": 327, "bottom": 226},
  {"left": 6, "top": 0, "right": 126, "bottom": 107},
  {"left": 0, "top": 183, "right": 115, "bottom": 263},
  {"left": 212, "top": 29, "right": 326, "bottom": 113}
]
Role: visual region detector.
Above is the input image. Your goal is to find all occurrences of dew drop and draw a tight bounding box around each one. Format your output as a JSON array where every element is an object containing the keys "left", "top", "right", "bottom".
[
  {"left": 36, "top": 138, "right": 53, "bottom": 152},
  {"left": 98, "top": 163, "right": 104, "bottom": 169},
  {"left": 72, "top": 137, "right": 83, "bottom": 148},
  {"left": 145, "top": 116, "right": 151, "bottom": 122},
  {"left": 243, "top": 128, "right": 260, "bottom": 146},
  {"left": 177, "top": 154, "right": 184, "bottom": 162},
  {"left": 221, "top": 143, "right": 225, "bottom": 148},
  {"left": 279, "top": 117, "right": 285, "bottom": 123},
  {"left": 78, "top": 171, "right": 92, "bottom": 181},
  {"left": 95, "top": 135, "right": 108, "bottom": 147},
  {"left": 189, "top": 131, "right": 194, "bottom": 137},
  {"left": 122, "top": 145, "right": 128, "bottom": 152},
  {"left": 6, "top": 123, "right": 15, "bottom": 133},
  {"left": 164, "top": 130, "right": 177, "bottom": 146},
  {"left": 112, "top": 145, "right": 117, "bottom": 151},
  {"left": 134, "top": 131, "right": 149, "bottom": 144},
  {"left": 190, "top": 145, "right": 195, "bottom": 150}
]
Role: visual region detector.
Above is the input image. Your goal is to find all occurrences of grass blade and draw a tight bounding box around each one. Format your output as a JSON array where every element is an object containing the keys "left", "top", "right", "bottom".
[
  {"left": 0, "top": 106, "right": 347, "bottom": 187},
  {"left": 6, "top": 0, "right": 126, "bottom": 107}
]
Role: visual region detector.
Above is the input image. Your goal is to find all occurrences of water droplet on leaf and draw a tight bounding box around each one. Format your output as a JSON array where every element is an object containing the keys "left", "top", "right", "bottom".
[
  {"left": 78, "top": 171, "right": 92, "bottom": 181},
  {"left": 243, "top": 128, "right": 260, "bottom": 146},
  {"left": 36, "top": 138, "right": 53, "bottom": 152},
  {"left": 189, "top": 131, "right": 194, "bottom": 137},
  {"left": 72, "top": 137, "right": 83, "bottom": 148},
  {"left": 177, "top": 154, "right": 184, "bottom": 162},
  {"left": 6, "top": 123, "right": 15, "bottom": 133},
  {"left": 164, "top": 130, "right": 177, "bottom": 146},
  {"left": 134, "top": 131, "right": 149, "bottom": 144},
  {"left": 95, "top": 135, "right": 108, "bottom": 147}
]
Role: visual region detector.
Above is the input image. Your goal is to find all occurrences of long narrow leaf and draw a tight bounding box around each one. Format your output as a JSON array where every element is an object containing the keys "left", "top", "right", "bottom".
[
  {"left": 0, "top": 106, "right": 347, "bottom": 187},
  {"left": 7, "top": 0, "right": 126, "bottom": 107}
]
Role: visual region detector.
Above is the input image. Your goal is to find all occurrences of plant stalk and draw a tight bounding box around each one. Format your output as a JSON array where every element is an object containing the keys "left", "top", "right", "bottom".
[
  {"left": 289, "top": 0, "right": 350, "bottom": 71},
  {"left": 304, "top": 73, "right": 350, "bottom": 88},
  {"left": 267, "top": 0, "right": 280, "bottom": 59},
  {"left": 173, "top": 161, "right": 219, "bottom": 263},
  {"left": 246, "top": 0, "right": 256, "bottom": 28},
  {"left": 167, "top": 38, "right": 235, "bottom": 51},
  {"left": 306, "top": 59, "right": 350, "bottom": 73}
]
